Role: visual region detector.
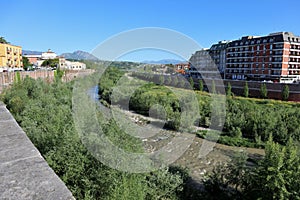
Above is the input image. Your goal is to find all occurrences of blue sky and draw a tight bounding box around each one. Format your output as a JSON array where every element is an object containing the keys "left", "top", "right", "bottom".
[{"left": 2, "top": 0, "right": 300, "bottom": 61}]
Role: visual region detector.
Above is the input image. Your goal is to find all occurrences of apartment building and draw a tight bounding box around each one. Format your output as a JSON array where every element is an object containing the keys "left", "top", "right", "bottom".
[
  {"left": 225, "top": 32, "right": 300, "bottom": 83},
  {"left": 0, "top": 43, "right": 23, "bottom": 71},
  {"left": 189, "top": 48, "right": 221, "bottom": 79},
  {"left": 209, "top": 40, "right": 230, "bottom": 78}
]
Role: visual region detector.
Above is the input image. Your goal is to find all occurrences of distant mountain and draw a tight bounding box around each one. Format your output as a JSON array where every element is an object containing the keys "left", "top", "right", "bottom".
[
  {"left": 142, "top": 59, "right": 185, "bottom": 65},
  {"left": 22, "top": 50, "right": 42, "bottom": 55},
  {"left": 60, "top": 50, "right": 99, "bottom": 61}
]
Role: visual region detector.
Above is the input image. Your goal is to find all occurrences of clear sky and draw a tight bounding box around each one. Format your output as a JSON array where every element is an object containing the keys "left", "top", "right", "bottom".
[{"left": 2, "top": 0, "right": 300, "bottom": 61}]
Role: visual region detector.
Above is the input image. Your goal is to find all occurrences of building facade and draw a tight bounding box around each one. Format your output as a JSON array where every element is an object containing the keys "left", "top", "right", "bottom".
[
  {"left": 23, "top": 54, "right": 42, "bottom": 66},
  {"left": 0, "top": 43, "right": 23, "bottom": 71},
  {"left": 225, "top": 32, "right": 300, "bottom": 83},
  {"left": 175, "top": 63, "right": 190, "bottom": 74},
  {"left": 189, "top": 48, "right": 221, "bottom": 79},
  {"left": 209, "top": 40, "right": 229, "bottom": 78},
  {"left": 64, "top": 60, "right": 86, "bottom": 70},
  {"left": 41, "top": 49, "right": 57, "bottom": 60}
]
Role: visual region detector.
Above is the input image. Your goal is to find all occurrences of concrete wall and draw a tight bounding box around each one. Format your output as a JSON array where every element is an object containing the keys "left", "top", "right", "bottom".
[
  {"left": 0, "top": 102, "right": 74, "bottom": 199},
  {"left": 0, "top": 69, "right": 95, "bottom": 93},
  {"left": 0, "top": 71, "right": 54, "bottom": 93},
  {"left": 62, "top": 69, "right": 95, "bottom": 82}
]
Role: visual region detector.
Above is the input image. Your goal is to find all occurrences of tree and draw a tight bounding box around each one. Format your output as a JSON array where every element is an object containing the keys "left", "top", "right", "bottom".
[
  {"left": 41, "top": 58, "right": 59, "bottom": 69},
  {"left": 282, "top": 84, "right": 289, "bottom": 101},
  {"left": 179, "top": 78, "right": 186, "bottom": 88},
  {"left": 158, "top": 75, "right": 164, "bottom": 85},
  {"left": 14, "top": 71, "right": 21, "bottom": 84},
  {"left": 248, "top": 137, "right": 300, "bottom": 200},
  {"left": 226, "top": 82, "right": 232, "bottom": 97},
  {"left": 199, "top": 80, "right": 204, "bottom": 91},
  {"left": 22, "top": 56, "right": 32, "bottom": 71},
  {"left": 260, "top": 83, "right": 268, "bottom": 99},
  {"left": 0, "top": 37, "right": 8, "bottom": 44},
  {"left": 211, "top": 80, "right": 216, "bottom": 94},
  {"left": 172, "top": 76, "right": 178, "bottom": 86},
  {"left": 188, "top": 77, "right": 194, "bottom": 89},
  {"left": 243, "top": 82, "right": 249, "bottom": 97},
  {"left": 166, "top": 76, "right": 172, "bottom": 85}
]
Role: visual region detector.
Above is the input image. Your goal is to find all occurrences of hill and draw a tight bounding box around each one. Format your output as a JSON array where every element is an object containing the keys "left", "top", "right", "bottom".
[
  {"left": 22, "top": 50, "right": 42, "bottom": 55},
  {"left": 61, "top": 50, "right": 99, "bottom": 61}
]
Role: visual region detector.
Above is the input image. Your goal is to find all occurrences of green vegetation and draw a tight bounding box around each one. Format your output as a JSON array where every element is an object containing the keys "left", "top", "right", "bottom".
[
  {"left": 3, "top": 65, "right": 300, "bottom": 199},
  {"left": 172, "top": 76, "right": 179, "bottom": 87},
  {"left": 211, "top": 80, "right": 216, "bottom": 94},
  {"left": 112, "top": 70, "right": 300, "bottom": 146},
  {"left": 41, "top": 58, "right": 59, "bottom": 69},
  {"left": 202, "top": 137, "right": 300, "bottom": 199},
  {"left": 99, "top": 68, "right": 300, "bottom": 199},
  {"left": 0, "top": 36, "right": 8, "bottom": 44},
  {"left": 159, "top": 75, "right": 164, "bottom": 85},
  {"left": 243, "top": 82, "right": 249, "bottom": 97},
  {"left": 188, "top": 77, "right": 194, "bottom": 89},
  {"left": 260, "top": 83, "right": 268, "bottom": 98},
  {"left": 98, "top": 66, "right": 125, "bottom": 103},
  {"left": 226, "top": 82, "right": 232, "bottom": 97},
  {"left": 199, "top": 79, "right": 204, "bottom": 91},
  {"left": 196, "top": 130, "right": 263, "bottom": 148},
  {"left": 282, "top": 84, "right": 289, "bottom": 101},
  {"left": 14, "top": 71, "right": 21, "bottom": 84},
  {"left": 22, "top": 56, "right": 32, "bottom": 71},
  {"left": 2, "top": 72, "right": 192, "bottom": 199}
]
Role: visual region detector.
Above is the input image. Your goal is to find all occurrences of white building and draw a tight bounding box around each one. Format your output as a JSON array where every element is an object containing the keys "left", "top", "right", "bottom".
[
  {"left": 64, "top": 61, "right": 86, "bottom": 70},
  {"left": 41, "top": 49, "right": 57, "bottom": 60}
]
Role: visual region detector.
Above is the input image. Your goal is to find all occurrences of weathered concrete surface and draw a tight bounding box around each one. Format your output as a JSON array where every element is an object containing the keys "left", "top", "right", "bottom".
[{"left": 0, "top": 102, "right": 75, "bottom": 200}]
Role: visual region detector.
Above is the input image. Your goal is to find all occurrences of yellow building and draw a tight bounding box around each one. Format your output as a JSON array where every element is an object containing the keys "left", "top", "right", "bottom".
[{"left": 0, "top": 43, "right": 23, "bottom": 70}]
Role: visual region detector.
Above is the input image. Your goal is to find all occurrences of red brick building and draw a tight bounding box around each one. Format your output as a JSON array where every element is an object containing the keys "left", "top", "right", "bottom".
[{"left": 225, "top": 32, "right": 300, "bottom": 83}]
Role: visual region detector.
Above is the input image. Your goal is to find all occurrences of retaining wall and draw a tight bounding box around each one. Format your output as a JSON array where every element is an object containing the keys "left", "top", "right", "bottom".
[{"left": 0, "top": 102, "right": 74, "bottom": 199}]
